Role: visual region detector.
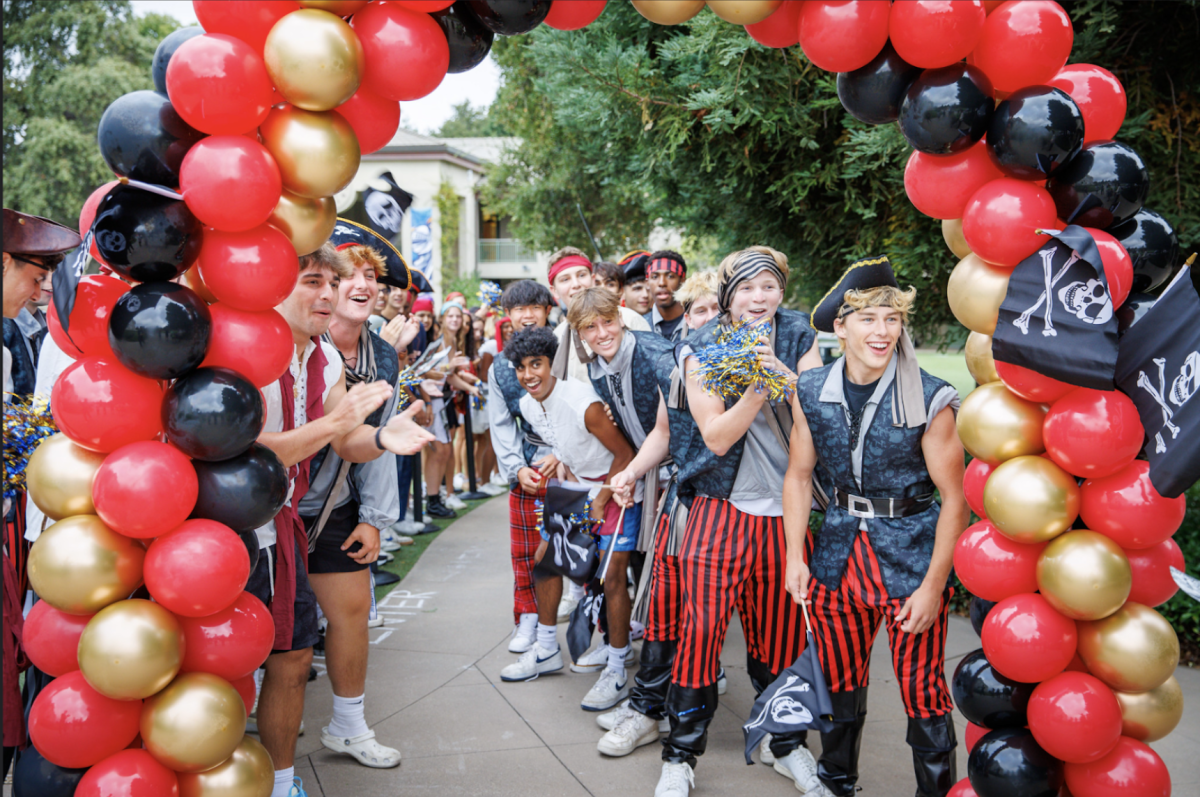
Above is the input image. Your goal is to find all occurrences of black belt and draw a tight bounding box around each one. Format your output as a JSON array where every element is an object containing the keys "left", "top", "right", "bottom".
[{"left": 832, "top": 487, "right": 934, "bottom": 519}]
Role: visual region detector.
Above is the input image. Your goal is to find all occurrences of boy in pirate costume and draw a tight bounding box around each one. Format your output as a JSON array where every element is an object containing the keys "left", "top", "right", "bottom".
[
  {"left": 643, "top": 250, "right": 688, "bottom": 343},
  {"left": 783, "top": 257, "right": 968, "bottom": 797}
]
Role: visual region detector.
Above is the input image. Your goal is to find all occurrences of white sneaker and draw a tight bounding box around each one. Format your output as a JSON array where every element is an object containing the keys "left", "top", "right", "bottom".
[
  {"left": 570, "top": 643, "right": 609, "bottom": 673},
  {"left": 500, "top": 643, "right": 563, "bottom": 682},
  {"left": 481, "top": 482, "right": 506, "bottom": 496},
  {"left": 717, "top": 669, "right": 727, "bottom": 696},
  {"left": 368, "top": 615, "right": 384, "bottom": 628},
  {"left": 490, "top": 471, "right": 508, "bottom": 487},
  {"left": 380, "top": 539, "right": 402, "bottom": 553},
  {"left": 597, "top": 709, "right": 659, "bottom": 757},
  {"left": 773, "top": 746, "right": 826, "bottom": 794},
  {"left": 655, "top": 761, "right": 695, "bottom": 797},
  {"left": 581, "top": 667, "right": 630, "bottom": 711},
  {"left": 557, "top": 595, "right": 578, "bottom": 624},
  {"left": 320, "top": 727, "right": 401, "bottom": 769},
  {"left": 596, "top": 700, "right": 634, "bottom": 731},
  {"left": 453, "top": 473, "right": 465, "bottom": 491},
  {"left": 508, "top": 613, "right": 537, "bottom": 653},
  {"left": 759, "top": 733, "right": 775, "bottom": 765},
  {"left": 445, "top": 494, "right": 467, "bottom": 510}
]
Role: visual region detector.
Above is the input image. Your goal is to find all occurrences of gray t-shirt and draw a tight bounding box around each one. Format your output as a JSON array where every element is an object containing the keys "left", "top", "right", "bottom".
[{"left": 729, "top": 406, "right": 788, "bottom": 517}]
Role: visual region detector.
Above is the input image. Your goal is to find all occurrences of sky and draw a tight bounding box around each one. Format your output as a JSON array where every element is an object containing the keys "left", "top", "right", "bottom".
[{"left": 129, "top": 0, "right": 501, "bottom": 135}]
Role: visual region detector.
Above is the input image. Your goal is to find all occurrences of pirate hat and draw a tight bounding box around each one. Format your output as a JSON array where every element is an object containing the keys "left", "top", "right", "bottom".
[
  {"left": 620, "top": 250, "right": 651, "bottom": 283},
  {"left": 3, "top": 209, "right": 82, "bottom": 256},
  {"left": 811, "top": 255, "right": 898, "bottom": 333},
  {"left": 329, "top": 218, "right": 431, "bottom": 292}
]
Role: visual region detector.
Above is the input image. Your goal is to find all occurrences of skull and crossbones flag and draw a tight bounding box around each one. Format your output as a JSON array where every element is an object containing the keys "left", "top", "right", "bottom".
[
  {"left": 361, "top": 171, "right": 413, "bottom": 240},
  {"left": 1115, "top": 264, "right": 1200, "bottom": 498},
  {"left": 992, "top": 225, "right": 1119, "bottom": 390},
  {"left": 532, "top": 480, "right": 599, "bottom": 586},
  {"left": 743, "top": 630, "right": 835, "bottom": 764}
]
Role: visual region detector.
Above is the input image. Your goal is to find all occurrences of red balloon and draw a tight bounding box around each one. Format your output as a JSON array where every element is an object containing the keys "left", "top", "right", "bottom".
[
  {"left": 51, "top": 357, "right": 165, "bottom": 453},
  {"left": 797, "top": 0, "right": 891, "bottom": 73},
  {"left": 79, "top": 180, "right": 121, "bottom": 265},
  {"left": 145, "top": 520, "right": 250, "bottom": 617},
  {"left": 994, "top": 360, "right": 1074, "bottom": 404},
  {"left": 948, "top": 778, "right": 979, "bottom": 797},
  {"left": 1080, "top": 461, "right": 1186, "bottom": 550},
  {"left": 334, "top": 85, "right": 401, "bottom": 154},
  {"left": 202, "top": 304, "right": 293, "bottom": 387},
  {"left": 231, "top": 673, "right": 256, "bottom": 712},
  {"left": 24, "top": 601, "right": 93, "bottom": 676},
  {"left": 1064, "top": 651, "right": 1090, "bottom": 674},
  {"left": 166, "top": 34, "right": 275, "bottom": 135},
  {"left": 544, "top": 0, "right": 606, "bottom": 30},
  {"left": 961, "top": 178, "right": 1058, "bottom": 267},
  {"left": 178, "top": 592, "right": 275, "bottom": 681},
  {"left": 180, "top": 137, "right": 282, "bottom": 232},
  {"left": 968, "top": 1, "right": 1074, "bottom": 94},
  {"left": 196, "top": 226, "right": 299, "bottom": 312},
  {"left": 1043, "top": 388, "right": 1143, "bottom": 479},
  {"left": 954, "top": 520, "right": 1045, "bottom": 602},
  {"left": 1028, "top": 672, "right": 1122, "bottom": 763},
  {"left": 964, "top": 723, "right": 987, "bottom": 753},
  {"left": 47, "top": 274, "right": 128, "bottom": 361},
  {"left": 963, "top": 458, "right": 995, "bottom": 519},
  {"left": 193, "top": 1, "right": 301, "bottom": 52},
  {"left": 93, "top": 441, "right": 199, "bottom": 540},
  {"left": 745, "top": 0, "right": 803, "bottom": 48},
  {"left": 1048, "top": 64, "right": 1127, "bottom": 144},
  {"left": 352, "top": 2, "right": 449, "bottom": 101},
  {"left": 889, "top": 0, "right": 986, "bottom": 69},
  {"left": 1064, "top": 737, "right": 1171, "bottom": 797},
  {"left": 1125, "top": 538, "right": 1186, "bottom": 608},
  {"left": 904, "top": 141, "right": 1005, "bottom": 220},
  {"left": 982, "top": 593, "right": 1077, "bottom": 683},
  {"left": 1083, "top": 227, "right": 1133, "bottom": 309},
  {"left": 391, "top": 0, "right": 455, "bottom": 10},
  {"left": 76, "top": 749, "right": 180, "bottom": 797},
  {"left": 29, "top": 671, "right": 142, "bottom": 769}
]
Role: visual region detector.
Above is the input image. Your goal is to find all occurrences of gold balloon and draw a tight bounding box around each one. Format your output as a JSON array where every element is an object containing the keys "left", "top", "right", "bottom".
[
  {"left": 957, "top": 383, "right": 1046, "bottom": 464},
  {"left": 947, "top": 253, "right": 1011, "bottom": 335},
  {"left": 632, "top": 0, "right": 707, "bottom": 25},
  {"left": 182, "top": 263, "right": 218, "bottom": 304},
  {"left": 25, "top": 433, "right": 106, "bottom": 520},
  {"left": 27, "top": 515, "right": 145, "bottom": 615},
  {"left": 706, "top": 0, "right": 782, "bottom": 25},
  {"left": 268, "top": 190, "right": 337, "bottom": 256},
  {"left": 78, "top": 599, "right": 184, "bottom": 700},
  {"left": 942, "top": 218, "right": 971, "bottom": 258},
  {"left": 142, "top": 672, "right": 247, "bottom": 773},
  {"left": 1115, "top": 676, "right": 1184, "bottom": 743},
  {"left": 264, "top": 9, "right": 363, "bottom": 112},
  {"left": 1077, "top": 602, "right": 1180, "bottom": 693},
  {"left": 178, "top": 735, "right": 274, "bottom": 797},
  {"left": 260, "top": 106, "right": 360, "bottom": 200},
  {"left": 965, "top": 332, "right": 999, "bottom": 386},
  {"left": 984, "top": 455, "right": 1079, "bottom": 544},
  {"left": 1036, "top": 530, "right": 1132, "bottom": 621},
  {"left": 297, "top": 0, "right": 367, "bottom": 15}
]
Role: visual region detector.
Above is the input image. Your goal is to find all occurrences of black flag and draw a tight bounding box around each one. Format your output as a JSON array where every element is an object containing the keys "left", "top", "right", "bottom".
[
  {"left": 566, "top": 577, "right": 605, "bottom": 665},
  {"left": 992, "top": 225, "right": 1119, "bottom": 390},
  {"left": 743, "top": 630, "right": 835, "bottom": 764},
  {"left": 532, "top": 480, "right": 600, "bottom": 586},
  {"left": 50, "top": 228, "right": 95, "bottom": 341},
  {"left": 362, "top": 171, "right": 413, "bottom": 240}
]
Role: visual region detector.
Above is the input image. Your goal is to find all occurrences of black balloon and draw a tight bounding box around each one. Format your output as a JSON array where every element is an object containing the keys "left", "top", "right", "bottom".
[
  {"left": 433, "top": 1, "right": 495, "bottom": 73},
  {"left": 898, "top": 64, "right": 994, "bottom": 155},
  {"left": 12, "top": 745, "right": 88, "bottom": 797},
  {"left": 952, "top": 649, "right": 1035, "bottom": 729},
  {"left": 1109, "top": 208, "right": 1179, "bottom": 293},
  {"left": 97, "top": 90, "right": 205, "bottom": 189},
  {"left": 192, "top": 443, "right": 289, "bottom": 532},
  {"left": 93, "top": 184, "right": 203, "bottom": 282},
  {"left": 987, "top": 86, "right": 1084, "bottom": 179},
  {"left": 1047, "top": 140, "right": 1150, "bottom": 228},
  {"left": 836, "top": 42, "right": 923, "bottom": 126},
  {"left": 238, "top": 528, "right": 261, "bottom": 572},
  {"left": 969, "top": 597, "right": 996, "bottom": 637},
  {"left": 466, "top": 0, "right": 551, "bottom": 35},
  {"left": 968, "top": 728, "right": 1064, "bottom": 797},
  {"left": 108, "top": 282, "right": 212, "bottom": 380},
  {"left": 163, "top": 367, "right": 264, "bottom": 461},
  {"left": 152, "top": 26, "right": 205, "bottom": 94},
  {"left": 1116, "top": 292, "right": 1157, "bottom": 336}
]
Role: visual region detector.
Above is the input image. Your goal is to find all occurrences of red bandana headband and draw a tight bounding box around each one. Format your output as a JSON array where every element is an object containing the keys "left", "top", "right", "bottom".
[
  {"left": 548, "top": 254, "right": 593, "bottom": 283},
  {"left": 647, "top": 256, "right": 686, "bottom": 277}
]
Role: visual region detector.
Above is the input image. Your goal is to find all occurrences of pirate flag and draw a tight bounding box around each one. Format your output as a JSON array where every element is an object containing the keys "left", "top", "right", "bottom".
[
  {"left": 1115, "top": 263, "right": 1200, "bottom": 498},
  {"left": 532, "top": 480, "right": 600, "bottom": 586},
  {"left": 362, "top": 171, "right": 413, "bottom": 240},
  {"left": 566, "top": 577, "right": 606, "bottom": 666},
  {"left": 992, "top": 225, "right": 1118, "bottom": 390},
  {"left": 743, "top": 627, "right": 835, "bottom": 764}
]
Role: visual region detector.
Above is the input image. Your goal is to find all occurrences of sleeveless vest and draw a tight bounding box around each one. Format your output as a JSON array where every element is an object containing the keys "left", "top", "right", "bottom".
[
  {"left": 590, "top": 331, "right": 675, "bottom": 446},
  {"left": 493, "top": 355, "right": 540, "bottom": 466}
]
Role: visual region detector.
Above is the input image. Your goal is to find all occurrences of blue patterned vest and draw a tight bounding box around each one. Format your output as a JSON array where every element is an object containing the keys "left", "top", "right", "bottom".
[
  {"left": 590, "top": 331, "right": 675, "bottom": 446},
  {"left": 3, "top": 318, "right": 36, "bottom": 397},
  {"left": 493, "top": 355, "right": 540, "bottom": 466}
]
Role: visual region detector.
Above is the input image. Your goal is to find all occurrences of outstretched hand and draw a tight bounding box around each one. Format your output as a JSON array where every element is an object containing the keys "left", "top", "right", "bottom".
[
  {"left": 379, "top": 400, "right": 436, "bottom": 455},
  {"left": 329, "top": 381, "right": 393, "bottom": 437}
]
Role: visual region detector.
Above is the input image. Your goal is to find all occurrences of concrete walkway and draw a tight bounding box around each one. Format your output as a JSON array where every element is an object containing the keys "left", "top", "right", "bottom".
[{"left": 292, "top": 495, "right": 1200, "bottom": 796}]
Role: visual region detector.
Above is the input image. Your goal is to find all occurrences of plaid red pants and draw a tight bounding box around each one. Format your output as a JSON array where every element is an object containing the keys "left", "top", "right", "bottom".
[{"left": 509, "top": 484, "right": 545, "bottom": 622}]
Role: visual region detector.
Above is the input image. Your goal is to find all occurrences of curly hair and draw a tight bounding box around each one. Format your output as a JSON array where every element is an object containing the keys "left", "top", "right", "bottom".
[{"left": 504, "top": 325, "right": 559, "bottom": 366}]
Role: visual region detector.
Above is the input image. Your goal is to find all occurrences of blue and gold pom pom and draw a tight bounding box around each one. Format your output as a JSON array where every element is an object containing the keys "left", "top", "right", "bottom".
[
  {"left": 692, "top": 321, "right": 793, "bottom": 403},
  {"left": 478, "top": 280, "right": 503, "bottom": 308},
  {"left": 396, "top": 366, "right": 424, "bottom": 412},
  {"left": 535, "top": 497, "right": 603, "bottom": 540},
  {"left": 4, "top": 395, "right": 57, "bottom": 501}
]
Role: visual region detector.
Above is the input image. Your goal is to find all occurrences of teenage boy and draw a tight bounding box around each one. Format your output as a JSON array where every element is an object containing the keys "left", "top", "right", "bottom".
[
  {"left": 619, "top": 250, "right": 653, "bottom": 317},
  {"left": 644, "top": 250, "right": 687, "bottom": 343},
  {"left": 784, "top": 258, "right": 967, "bottom": 797},
  {"left": 593, "top": 260, "right": 625, "bottom": 296}
]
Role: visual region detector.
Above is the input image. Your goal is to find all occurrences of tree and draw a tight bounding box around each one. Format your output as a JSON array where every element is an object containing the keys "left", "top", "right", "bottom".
[{"left": 434, "top": 100, "right": 510, "bottom": 138}]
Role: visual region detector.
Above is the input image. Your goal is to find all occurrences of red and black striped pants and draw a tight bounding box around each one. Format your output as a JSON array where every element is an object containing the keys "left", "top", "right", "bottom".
[
  {"left": 672, "top": 497, "right": 806, "bottom": 689},
  {"left": 645, "top": 510, "right": 680, "bottom": 643},
  {"left": 509, "top": 484, "right": 545, "bottom": 622},
  {"left": 808, "top": 530, "right": 954, "bottom": 719}
]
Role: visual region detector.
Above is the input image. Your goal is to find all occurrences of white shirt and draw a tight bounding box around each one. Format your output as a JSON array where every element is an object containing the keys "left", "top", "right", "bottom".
[
  {"left": 519, "top": 378, "right": 612, "bottom": 497},
  {"left": 554, "top": 306, "right": 649, "bottom": 384},
  {"left": 478, "top": 339, "right": 499, "bottom": 358}
]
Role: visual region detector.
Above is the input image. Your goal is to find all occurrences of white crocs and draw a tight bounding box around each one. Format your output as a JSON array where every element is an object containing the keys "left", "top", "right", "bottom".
[{"left": 320, "top": 727, "right": 402, "bottom": 769}]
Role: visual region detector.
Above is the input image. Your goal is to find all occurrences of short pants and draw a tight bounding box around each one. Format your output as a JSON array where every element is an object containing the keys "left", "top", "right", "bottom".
[
  {"left": 302, "top": 500, "right": 368, "bottom": 574},
  {"left": 244, "top": 538, "right": 321, "bottom": 653},
  {"left": 598, "top": 500, "right": 642, "bottom": 553}
]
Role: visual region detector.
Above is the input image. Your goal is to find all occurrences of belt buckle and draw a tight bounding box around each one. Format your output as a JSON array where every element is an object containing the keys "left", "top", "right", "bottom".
[{"left": 847, "top": 495, "right": 875, "bottom": 519}]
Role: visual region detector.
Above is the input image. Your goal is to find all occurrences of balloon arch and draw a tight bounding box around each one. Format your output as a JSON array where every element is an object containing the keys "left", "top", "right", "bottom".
[{"left": 14, "top": 1, "right": 1186, "bottom": 795}]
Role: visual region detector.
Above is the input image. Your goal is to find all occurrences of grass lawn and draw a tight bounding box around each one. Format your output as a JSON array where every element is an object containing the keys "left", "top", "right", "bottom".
[{"left": 916, "top": 347, "right": 975, "bottom": 401}]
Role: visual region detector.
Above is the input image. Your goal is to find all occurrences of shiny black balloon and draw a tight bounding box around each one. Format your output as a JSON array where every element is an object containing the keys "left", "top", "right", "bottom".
[
  {"left": 952, "top": 649, "right": 1036, "bottom": 729},
  {"left": 968, "top": 728, "right": 1064, "bottom": 797},
  {"left": 969, "top": 597, "right": 996, "bottom": 637},
  {"left": 433, "top": 1, "right": 495, "bottom": 73},
  {"left": 12, "top": 745, "right": 88, "bottom": 797},
  {"left": 191, "top": 443, "right": 289, "bottom": 532},
  {"left": 836, "top": 42, "right": 923, "bottom": 126},
  {"left": 108, "top": 282, "right": 212, "bottom": 380},
  {"left": 898, "top": 64, "right": 994, "bottom": 155},
  {"left": 93, "top": 184, "right": 203, "bottom": 282},
  {"left": 97, "top": 90, "right": 205, "bottom": 189},
  {"left": 163, "top": 367, "right": 264, "bottom": 461},
  {"left": 466, "top": 0, "right": 551, "bottom": 35},
  {"left": 987, "top": 86, "right": 1084, "bottom": 179},
  {"left": 1109, "top": 208, "right": 1179, "bottom": 293},
  {"left": 238, "top": 528, "right": 261, "bottom": 572},
  {"left": 1047, "top": 140, "right": 1150, "bottom": 228},
  {"left": 152, "top": 26, "right": 205, "bottom": 94},
  {"left": 1117, "top": 292, "right": 1157, "bottom": 336}
]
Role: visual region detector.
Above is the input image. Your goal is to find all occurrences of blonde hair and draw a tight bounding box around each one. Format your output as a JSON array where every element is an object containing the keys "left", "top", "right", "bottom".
[
  {"left": 567, "top": 286, "right": 621, "bottom": 331},
  {"left": 838, "top": 285, "right": 917, "bottom": 326},
  {"left": 716, "top": 245, "right": 790, "bottom": 285},
  {"left": 675, "top": 271, "right": 718, "bottom": 313},
  {"left": 299, "top": 242, "right": 353, "bottom": 280},
  {"left": 341, "top": 244, "right": 388, "bottom": 279}
]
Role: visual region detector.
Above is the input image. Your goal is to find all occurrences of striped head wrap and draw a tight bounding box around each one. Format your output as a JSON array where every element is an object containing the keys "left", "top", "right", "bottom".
[{"left": 717, "top": 251, "right": 787, "bottom": 316}]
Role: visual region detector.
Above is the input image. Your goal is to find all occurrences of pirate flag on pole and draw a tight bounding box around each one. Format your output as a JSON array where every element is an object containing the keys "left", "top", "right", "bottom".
[
  {"left": 992, "top": 225, "right": 1119, "bottom": 390},
  {"left": 532, "top": 480, "right": 600, "bottom": 586},
  {"left": 361, "top": 171, "right": 413, "bottom": 241}
]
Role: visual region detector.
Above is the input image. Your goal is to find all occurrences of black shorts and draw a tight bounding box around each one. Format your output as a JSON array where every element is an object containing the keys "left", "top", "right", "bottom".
[
  {"left": 244, "top": 537, "right": 320, "bottom": 653},
  {"left": 303, "top": 501, "right": 370, "bottom": 574}
]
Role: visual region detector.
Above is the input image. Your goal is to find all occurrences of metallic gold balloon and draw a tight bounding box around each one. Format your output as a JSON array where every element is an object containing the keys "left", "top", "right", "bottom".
[
  {"left": 957, "top": 383, "right": 1046, "bottom": 464},
  {"left": 297, "top": 0, "right": 367, "bottom": 15},
  {"left": 965, "top": 332, "right": 999, "bottom": 386},
  {"left": 78, "top": 599, "right": 184, "bottom": 700},
  {"left": 142, "top": 672, "right": 247, "bottom": 773},
  {"left": 947, "top": 253, "right": 1011, "bottom": 335},
  {"left": 942, "top": 218, "right": 971, "bottom": 258},
  {"left": 268, "top": 190, "right": 337, "bottom": 256},
  {"left": 27, "top": 515, "right": 145, "bottom": 615},
  {"left": 260, "top": 106, "right": 360, "bottom": 200},
  {"left": 178, "top": 735, "right": 274, "bottom": 797},
  {"left": 25, "top": 433, "right": 106, "bottom": 520},
  {"left": 1077, "top": 602, "right": 1180, "bottom": 693},
  {"left": 1036, "top": 530, "right": 1132, "bottom": 621},
  {"left": 264, "top": 9, "right": 363, "bottom": 112},
  {"left": 1115, "top": 676, "right": 1184, "bottom": 743},
  {"left": 632, "top": 0, "right": 707, "bottom": 25},
  {"left": 706, "top": 0, "right": 782, "bottom": 24},
  {"left": 984, "top": 455, "right": 1079, "bottom": 544},
  {"left": 182, "top": 263, "right": 218, "bottom": 304}
]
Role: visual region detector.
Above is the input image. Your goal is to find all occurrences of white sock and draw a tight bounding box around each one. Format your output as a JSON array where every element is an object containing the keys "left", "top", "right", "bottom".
[
  {"left": 567, "top": 580, "right": 585, "bottom": 601},
  {"left": 328, "top": 693, "right": 369, "bottom": 738},
  {"left": 607, "top": 644, "right": 630, "bottom": 675},
  {"left": 536, "top": 622, "right": 558, "bottom": 652},
  {"left": 271, "top": 767, "right": 295, "bottom": 797}
]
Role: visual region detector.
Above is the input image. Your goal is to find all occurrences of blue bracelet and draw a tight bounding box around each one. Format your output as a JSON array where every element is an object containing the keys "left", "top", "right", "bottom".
[{"left": 374, "top": 426, "right": 384, "bottom": 451}]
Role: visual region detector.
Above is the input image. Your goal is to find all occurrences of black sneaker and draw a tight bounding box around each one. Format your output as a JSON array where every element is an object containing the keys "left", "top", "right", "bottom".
[{"left": 425, "top": 495, "right": 456, "bottom": 519}]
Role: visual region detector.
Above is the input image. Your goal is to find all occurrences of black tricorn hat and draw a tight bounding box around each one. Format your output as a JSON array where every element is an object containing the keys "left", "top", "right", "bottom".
[
  {"left": 329, "top": 218, "right": 431, "bottom": 292},
  {"left": 811, "top": 255, "right": 898, "bottom": 333},
  {"left": 3, "top": 209, "right": 82, "bottom": 256},
  {"left": 620, "top": 250, "right": 651, "bottom": 283}
]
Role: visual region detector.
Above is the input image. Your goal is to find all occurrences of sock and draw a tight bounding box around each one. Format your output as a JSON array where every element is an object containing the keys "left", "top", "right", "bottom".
[
  {"left": 328, "top": 693, "right": 370, "bottom": 738},
  {"left": 271, "top": 767, "right": 295, "bottom": 797},
  {"left": 567, "top": 580, "right": 585, "bottom": 601},
  {"left": 607, "top": 644, "right": 630, "bottom": 675},
  {"left": 536, "top": 622, "right": 558, "bottom": 652}
]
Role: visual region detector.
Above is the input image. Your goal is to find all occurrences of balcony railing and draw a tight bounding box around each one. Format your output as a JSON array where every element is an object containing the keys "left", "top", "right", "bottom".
[{"left": 479, "top": 238, "right": 532, "bottom": 263}]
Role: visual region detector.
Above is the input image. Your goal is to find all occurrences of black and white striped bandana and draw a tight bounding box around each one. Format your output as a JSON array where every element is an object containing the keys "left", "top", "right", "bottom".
[{"left": 717, "top": 251, "right": 787, "bottom": 315}]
